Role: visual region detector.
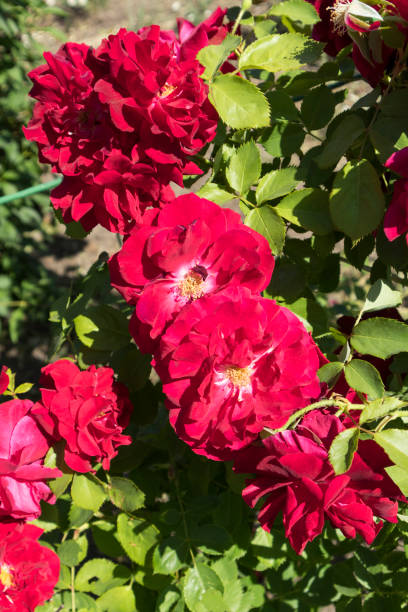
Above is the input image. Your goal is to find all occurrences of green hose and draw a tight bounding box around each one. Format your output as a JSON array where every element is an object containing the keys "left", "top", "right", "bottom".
[{"left": 0, "top": 176, "right": 62, "bottom": 205}]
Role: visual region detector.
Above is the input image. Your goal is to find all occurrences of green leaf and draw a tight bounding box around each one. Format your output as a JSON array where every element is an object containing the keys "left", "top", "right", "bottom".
[
  {"left": 196, "top": 183, "right": 234, "bottom": 205},
  {"left": 197, "top": 34, "right": 241, "bottom": 80},
  {"left": 183, "top": 563, "right": 223, "bottom": 612},
  {"left": 318, "top": 361, "right": 344, "bottom": 386},
  {"left": 316, "top": 114, "right": 366, "bottom": 168},
  {"left": 68, "top": 505, "right": 93, "bottom": 529},
  {"left": 209, "top": 75, "right": 270, "bottom": 129},
  {"left": 74, "top": 305, "right": 129, "bottom": 352},
  {"left": 362, "top": 279, "right": 401, "bottom": 314},
  {"left": 344, "top": 359, "right": 384, "bottom": 400},
  {"left": 239, "top": 33, "right": 322, "bottom": 72},
  {"left": 261, "top": 122, "right": 305, "bottom": 157},
  {"left": 329, "top": 427, "right": 359, "bottom": 475},
  {"left": 275, "top": 187, "right": 333, "bottom": 234},
  {"left": 301, "top": 85, "right": 337, "bottom": 130},
  {"left": 108, "top": 477, "right": 145, "bottom": 513},
  {"left": 385, "top": 465, "right": 408, "bottom": 496},
  {"left": 153, "top": 536, "right": 189, "bottom": 575},
  {"left": 370, "top": 115, "right": 408, "bottom": 163},
  {"left": 256, "top": 167, "right": 299, "bottom": 204},
  {"left": 92, "top": 520, "right": 125, "bottom": 558},
  {"left": 226, "top": 141, "right": 261, "bottom": 195},
  {"left": 360, "top": 397, "right": 407, "bottom": 424},
  {"left": 190, "top": 524, "right": 233, "bottom": 555},
  {"left": 14, "top": 382, "right": 33, "bottom": 394},
  {"left": 75, "top": 559, "right": 130, "bottom": 595},
  {"left": 374, "top": 429, "right": 408, "bottom": 471},
  {"left": 97, "top": 586, "right": 136, "bottom": 612},
  {"left": 58, "top": 540, "right": 82, "bottom": 567},
  {"left": 245, "top": 206, "right": 286, "bottom": 254},
  {"left": 267, "top": 90, "right": 299, "bottom": 121},
  {"left": 268, "top": 0, "right": 320, "bottom": 25},
  {"left": 329, "top": 160, "right": 385, "bottom": 240},
  {"left": 351, "top": 317, "right": 408, "bottom": 359},
  {"left": 71, "top": 474, "right": 106, "bottom": 511},
  {"left": 116, "top": 513, "right": 159, "bottom": 565}
]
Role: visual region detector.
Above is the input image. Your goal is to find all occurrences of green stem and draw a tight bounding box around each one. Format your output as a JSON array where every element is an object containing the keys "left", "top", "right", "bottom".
[
  {"left": 170, "top": 455, "right": 196, "bottom": 566},
  {"left": 71, "top": 566, "right": 76, "bottom": 612},
  {"left": 263, "top": 398, "right": 346, "bottom": 435}
]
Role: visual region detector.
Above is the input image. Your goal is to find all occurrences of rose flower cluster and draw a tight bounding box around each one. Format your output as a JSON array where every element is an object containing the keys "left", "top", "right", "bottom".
[
  {"left": 24, "top": 9, "right": 230, "bottom": 234},
  {"left": 0, "top": 361, "right": 133, "bottom": 608},
  {"left": 108, "top": 189, "right": 404, "bottom": 549}
]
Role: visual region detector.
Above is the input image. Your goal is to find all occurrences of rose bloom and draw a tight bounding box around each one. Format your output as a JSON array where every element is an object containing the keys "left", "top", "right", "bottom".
[
  {"left": 0, "top": 366, "right": 9, "bottom": 394},
  {"left": 0, "top": 523, "right": 60, "bottom": 611},
  {"left": 0, "top": 399, "right": 61, "bottom": 521},
  {"left": 49, "top": 147, "right": 177, "bottom": 234},
  {"left": 383, "top": 148, "right": 408, "bottom": 243},
  {"left": 233, "top": 410, "right": 404, "bottom": 554},
  {"left": 307, "top": 0, "right": 396, "bottom": 86},
  {"left": 32, "top": 360, "right": 133, "bottom": 473},
  {"left": 94, "top": 23, "right": 219, "bottom": 158},
  {"left": 23, "top": 42, "right": 108, "bottom": 176},
  {"left": 155, "top": 289, "right": 322, "bottom": 460},
  {"left": 109, "top": 193, "right": 274, "bottom": 353}
]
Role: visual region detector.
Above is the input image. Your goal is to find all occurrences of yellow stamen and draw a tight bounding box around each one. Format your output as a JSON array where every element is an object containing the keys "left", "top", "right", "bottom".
[
  {"left": 158, "top": 83, "right": 176, "bottom": 98},
  {"left": 328, "top": 0, "right": 352, "bottom": 34},
  {"left": 0, "top": 564, "right": 14, "bottom": 590},
  {"left": 225, "top": 366, "right": 251, "bottom": 388},
  {"left": 178, "top": 272, "right": 205, "bottom": 300}
]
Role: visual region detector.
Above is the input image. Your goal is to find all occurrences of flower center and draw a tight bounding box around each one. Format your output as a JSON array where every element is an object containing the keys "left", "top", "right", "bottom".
[
  {"left": 328, "top": 0, "right": 352, "bottom": 33},
  {"left": 178, "top": 271, "right": 205, "bottom": 300},
  {"left": 0, "top": 565, "right": 14, "bottom": 590},
  {"left": 225, "top": 366, "right": 251, "bottom": 388},
  {"left": 158, "top": 83, "right": 177, "bottom": 98}
]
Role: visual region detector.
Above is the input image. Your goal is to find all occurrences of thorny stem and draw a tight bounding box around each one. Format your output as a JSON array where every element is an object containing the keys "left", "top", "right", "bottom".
[
  {"left": 263, "top": 398, "right": 348, "bottom": 435},
  {"left": 231, "top": 2, "right": 247, "bottom": 36}
]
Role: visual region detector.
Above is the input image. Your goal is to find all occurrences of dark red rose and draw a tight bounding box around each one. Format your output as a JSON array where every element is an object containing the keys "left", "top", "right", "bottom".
[{"left": 234, "top": 410, "right": 404, "bottom": 554}]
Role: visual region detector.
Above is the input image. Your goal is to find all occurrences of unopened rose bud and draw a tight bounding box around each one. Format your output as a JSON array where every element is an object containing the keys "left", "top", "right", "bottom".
[{"left": 329, "top": 0, "right": 383, "bottom": 34}]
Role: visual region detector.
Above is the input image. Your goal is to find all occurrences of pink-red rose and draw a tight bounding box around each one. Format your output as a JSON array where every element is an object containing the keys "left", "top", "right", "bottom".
[
  {"left": 0, "top": 523, "right": 60, "bottom": 611},
  {"left": 0, "top": 399, "right": 61, "bottom": 521},
  {"left": 233, "top": 410, "right": 404, "bottom": 554},
  {"left": 109, "top": 193, "right": 274, "bottom": 353},
  {"left": 33, "top": 360, "right": 133, "bottom": 473},
  {"left": 155, "top": 289, "right": 322, "bottom": 460},
  {"left": 0, "top": 366, "right": 9, "bottom": 394}
]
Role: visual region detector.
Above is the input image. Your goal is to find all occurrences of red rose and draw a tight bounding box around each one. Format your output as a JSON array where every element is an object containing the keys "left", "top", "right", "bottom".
[
  {"left": 233, "top": 410, "right": 404, "bottom": 554},
  {"left": 23, "top": 42, "right": 109, "bottom": 176},
  {"left": 0, "top": 399, "right": 61, "bottom": 521},
  {"left": 0, "top": 523, "right": 60, "bottom": 611},
  {"left": 50, "top": 149, "right": 177, "bottom": 234},
  {"left": 33, "top": 360, "right": 133, "bottom": 473},
  {"left": 155, "top": 289, "right": 322, "bottom": 460},
  {"left": 0, "top": 366, "right": 9, "bottom": 394},
  {"left": 109, "top": 194, "right": 274, "bottom": 353},
  {"left": 94, "top": 25, "right": 218, "bottom": 156}
]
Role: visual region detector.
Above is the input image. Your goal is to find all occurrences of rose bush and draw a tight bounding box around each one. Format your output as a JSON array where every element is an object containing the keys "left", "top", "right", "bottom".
[{"left": 4, "top": 0, "right": 408, "bottom": 609}]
